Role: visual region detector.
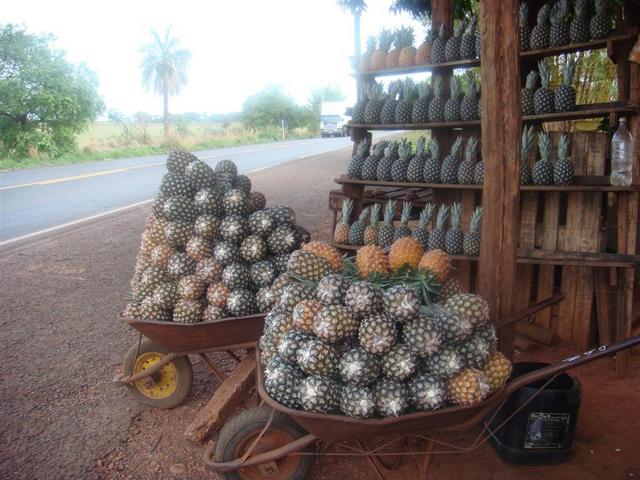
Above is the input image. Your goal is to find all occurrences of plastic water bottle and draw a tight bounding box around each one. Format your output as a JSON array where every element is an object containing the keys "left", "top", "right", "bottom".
[{"left": 610, "top": 118, "right": 633, "bottom": 187}]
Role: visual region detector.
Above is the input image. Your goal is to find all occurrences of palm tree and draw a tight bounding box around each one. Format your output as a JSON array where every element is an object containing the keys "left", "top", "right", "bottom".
[{"left": 140, "top": 27, "right": 191, "bottom": 137}]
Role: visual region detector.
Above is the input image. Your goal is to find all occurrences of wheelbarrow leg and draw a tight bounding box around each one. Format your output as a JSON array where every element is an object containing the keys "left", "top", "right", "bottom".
[
  {"left": 354, "top": 439, "right": 386, "bottom": 480},
  {"left": 198, "top": 353, "right": 227, "bottom": 383},
  {"left": 418, "top": 439, "right": 434, "bottom": 479}
]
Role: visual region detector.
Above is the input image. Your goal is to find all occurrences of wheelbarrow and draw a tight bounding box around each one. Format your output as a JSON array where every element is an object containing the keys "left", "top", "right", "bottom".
[
  {"left": 203, "top": 298, "right": 640, "bottom": 479},
  {"left": 114, "top": 313, "right": 265, "bottom": 409}
]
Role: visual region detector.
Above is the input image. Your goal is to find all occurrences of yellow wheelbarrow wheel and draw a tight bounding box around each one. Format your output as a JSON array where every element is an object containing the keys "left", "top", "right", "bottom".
[{"left": 122, "top": 338, "right": 193, "bottom": 409}]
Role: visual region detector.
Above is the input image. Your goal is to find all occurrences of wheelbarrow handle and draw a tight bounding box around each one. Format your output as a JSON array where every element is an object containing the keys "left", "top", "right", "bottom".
[
  {"left": 504, "top": 335, "right": 640, "bottom": 397},
  {"left": 495, "top": 292, "right": 565, "bottom": 329}
]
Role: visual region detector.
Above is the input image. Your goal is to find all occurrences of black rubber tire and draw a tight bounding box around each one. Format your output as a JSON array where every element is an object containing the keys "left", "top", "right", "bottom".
[
  {"left": 122, "top": 338, "right": 192, "bottom": 409},
  {"left": 214, "top": 406, "right": 314, "bottom": 480}
]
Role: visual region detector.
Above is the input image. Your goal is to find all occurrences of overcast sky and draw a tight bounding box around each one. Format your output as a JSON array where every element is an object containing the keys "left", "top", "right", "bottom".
[{"left": 5, "top": 0, "right": 425, "bottom": 117}]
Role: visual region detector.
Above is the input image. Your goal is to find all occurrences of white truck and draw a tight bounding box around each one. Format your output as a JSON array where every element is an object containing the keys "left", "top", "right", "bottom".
[{"left": 320, "top": 102, "right": 351, "bottom": 138}]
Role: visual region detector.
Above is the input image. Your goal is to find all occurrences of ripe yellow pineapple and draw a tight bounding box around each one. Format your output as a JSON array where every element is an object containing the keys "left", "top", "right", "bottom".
[
  {"left": 447, "top": 368, "right": 491, "bottom": 406},
  {"left": 292, "top": 299, "right": 323, "bottom": 332},
  {"left": 334, "top": 199, "right": 353, "bottom": 244},
  {"left": 356, "top": 245, "right": 389, "bottom": 279},
  {"left": 385, "top": 30, "right": 401, "bottom": 69},
  {"left": 302, "top": 241, "right": 342, "bottom": 271},
  {"left": 388, "top": 237, "right": 424, "bottom": 271},
  {"left": 418, "top": 249, "right": 452, "bottom": 282},
  {"left": 482, "top": 351, "right": 513, "bottom": 393}
]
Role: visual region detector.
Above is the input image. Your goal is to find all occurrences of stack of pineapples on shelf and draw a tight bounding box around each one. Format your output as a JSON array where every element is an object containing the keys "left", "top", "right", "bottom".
[
  {"left": 124, "top": 150, "right": 310, "bottom": 324},
  {"left": 521, "top": 58, "right": 577, "bottom": 116},
  {"left": 259, "top": 239, "right": 512, "bottom": 417}
]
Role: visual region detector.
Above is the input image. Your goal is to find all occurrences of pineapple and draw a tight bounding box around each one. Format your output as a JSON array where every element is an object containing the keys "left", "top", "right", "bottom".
[
  {"left": 378, "top": 140, "right": 401, "bottom": 183},
  {"left": 193, "top": 188, "right": 222, "bottom": 216},
  {"left": 401, "top": 313, "right": 442, "bottom": 356},
  {"left": 251, "top": 260, "right": 277, "bottom": 288},
  {"left": 277, "top": 330, "right": 314, "bottom": 364},
  {"left": 549, "top": 0, "right": 570, "bottom": 47},
  {"left": 152, "top": 281, "right": 179, "bottom": 309},
  {"left": 430, "top": 23, "right": 447, "bottom": 64},
  {"left": 213, "top": 241, "right": 241, "bottom": 265},
  {"left": 458, "top": 330, "right": 495, "bottom": 368},
  {"left": 427, "top": 205, "right": 449, "bottom": 251},
  {"left": 207, "top": 283, "right": 229, "bottom": 308},
  {"left": 248, "top": 191, "right": 266, "bottom": 212},
  {"left": 339, "top": 347, "right": 381, "bottom": 385},
  {"left": 460, "top": 16, "right": 477, "bottom": 60},
  {"left": 391, "top": 139, "right": 412, "bottom": 182},
  {"left": 166, "top": 149, "right": 195, "bottom": 174},
  {"left": 385, "top": 29, "right": 401, "bottom": 69},
  {"left": 363, "top": 82, "right": 386, "bottom": 124},
  {"left": 425, "top": 347, "right": 464, "bottom": 379},
  {"left": 194, "top": 214, "right": 220, "bottom": 240},
  {"left": 173, "top": 298, "right": 204, "bottom": 323},
  {"left": 215, "top": 159, "right": 237, "bottom": 176},
  {"left": 590, "top": 0, "right": 612, "bottom": 40},
  {"left": 555, "top": 58, "right": 577, "bottom": 112},
  {"left": 519, "top": 2, "right": 531, "bottom": 51},
  {"left": 389, "top": 236, "right": 424, "bottom": 271},
  {"left": 374, "top": 378, "right": 409, "bottom": 417},
  {"left": 185, "top": 159, "right": 216, "bottom": 190},
  {"left": 439, "top": 276, "right": 462, "bottom": 302},
  {"left": 371, "top": 29, "right": 393, "bottom": 71},
  {"left": 463, "top": 206, "right": 483, "bottom": 256},
  {"left": 397, "top": 26, "right": 417, "bottom": 67},
  {"left": 222, "top": 263, "right": 251, "bottom": 290},
  {"left": 457, "top": 136, "right": 478, "bottom": 184},
  {"left": 482, "top": 351, "right": 513, "bottom": 393},
  {"left": 406, "top": 135, "right": 427, "bottom": 182},
  {"left": 348, "top": 207, "right": 369, "bottom": 246},
  {"left": 445, "top": 19, "right": 465, "bottom": 62},
  {"left": 377, "top": 200, "right": 397, "bottom": 248},
  {"left": 529, "top": 3, "right": 551, "bottom": 50},
  {"left": 381, "top": 343, "right": 418, "bottom": 381},
  {"left": 444, "top": 293, "right": 490, "bottom": 326},
  {"left": 150, "top": 243, "right": 175, "bottom": 270},
  {"left": 359, "top": 313, "right": 396, "bottom": 354},
  {"left": 553, "top": 134, "right": 574, "bottom": 185},
  {"left": 356, "top": 245, "right": 389, "bottom": 279},
  {"left": 334, "top": 199, "right": 353, "bottom": 244},
  {"left": 411, "top": 82, "right": 433, "bottom": 124},
  {"left": 419, "top": 249, "right": 452, "bottom": 282},
  {"left": 264, "top": 356, "right": 303, "bottom": 409},
  {"left": 364, "top": 204, "right": 381, "bottom": 245},
  {"left": 240, "top": 235, "right": 267, "bottom": 263},
  {"left": 287, "top": 250, "right": 332, "bottom": 282},
  {"left": 359, "top": 35, "right": 376, "bottom": 72},
  {"left": 445, "top": 202, "right": 464, "bottom": 255},
  {"left": 520, "top": 125, "right": 535, "bottom": 185},
  {"left": 444, "top": 75, "right": 462, "bottom": 122},
  {"left": 178, "top": 274, "right": 207, "bottom": 300},
  {"left": 412, "top": 203, "right": 435, "bottom": 248},
  {"left": 162, "top": 195, "right": 197, "bottom": 223},
  {"left": 344, "top": 281, "right": 383, "bottom": 316},
  {"left": 302, "top": 242, "right": 342, "bottom": 272},
  {"left": 384, "top": 285, "right": 420, "bottom": 322},
  {"left": 447, "top": 368, "right": 492, "bottom": 406},
  {"left": 474, "top": 156, "right": 485, "bottom": 184},
  {"left": 298, "top": 376, "right": 339, "bottom": 413},
  {"left": 521, "top": 70, "right": 539, "bottom": 116},
  {"left": 248, "top": 210, "right": 275, "bottom": 237},
  {"left": 534, "top": 60, "right": 555, "bottom": 114},
  {"left": 293, "top": 299, "right": 323, "bottom": 332},
  {"left": 395, "top": 78, "right": 417, "bottom": 124},
  {"left": 220, "top": 215, "right": 248, "bottom": 244},
  {"left": 532, "top": 131, "right": 554, "bottom": 185},
  {"left": 167, "top": 252, "right": 196, "bottom": 278},
  {"left": 361, "top": 141, "right": 386, "bottom": 180},
  {"left": 423, "top": 138, "right": 441, "bottom": 183},
  {"left": 428, "top": 75, "right": 446, "bottom": 123},
  {"left": 351, "top": 87, "right": 367, "bottom": 124},
  {"left": 409, "top": 372, "right": 447, "bottom": 410},
  {"left": 475, "top": 25, "right": 481, "bottom": 59},
  {"left": 196, "top": 258, "right": 224, "bottom": 284},
  {"left": 415, "top": 23, "right": 436, "bottom": 65},
  {"left": 460, "top": 70, "right": 479, "bottom": 121},
  {"left": 380, "top": 81, "right": 402, "bottom": 124},
  {"left": 223, "top": 189, "right": 249, "bottom": 216},
  {"left": 440, "top": 136, "right": 464, "bottom": 184},
  {"left": 393, "top": 201, "right": 413, "bottom": 240},
  {"left": 279, "top": 283, "right": 315, "bottom": 312},
  {"left": 570, "top": 0, "right": 590, "bottom": 43},
  {"left": 432, "top": 305, "right": 473, "bottom": 343},
  {"left": 340, "top": 384, "right": 376, "bottom": 418}
]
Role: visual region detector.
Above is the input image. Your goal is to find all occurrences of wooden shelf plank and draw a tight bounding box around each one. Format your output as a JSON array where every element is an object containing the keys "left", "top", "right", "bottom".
[
  {"left": 330, "top": 243, "right": 640, "bottom": 268},
  {"left": 348, "top": 120, "right": 480, "bottom": 130},
  {"left": 522, "top": 101, "right": 639, "bottom": 123},
  {"left": 520, "top": 32, "right": 636, "bottom": 61},
  {"left": 334, "top": 176, "right": 482, "bottom": 190},
  {"left": 354, "top": 58, "right": 480, "bottom": 78}
]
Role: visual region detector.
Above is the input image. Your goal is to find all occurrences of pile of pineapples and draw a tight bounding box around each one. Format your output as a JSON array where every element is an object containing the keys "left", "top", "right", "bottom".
[
  {"left": 352, "top": 71, "right": 480, "bottom": 126},
  {"left": 124, "top": 150, "right": 308, "bottom": 323},
  {"left": 259, "top": 240, "right": 512, "bottom": 417},
  {"left": 521, "top": 58, "right": 577, "bottom": 115}
]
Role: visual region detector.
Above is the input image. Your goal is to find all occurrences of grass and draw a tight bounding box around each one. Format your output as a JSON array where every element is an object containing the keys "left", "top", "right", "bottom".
[{"left": 0, "top": 122, "right": 317, "bottom": 171}]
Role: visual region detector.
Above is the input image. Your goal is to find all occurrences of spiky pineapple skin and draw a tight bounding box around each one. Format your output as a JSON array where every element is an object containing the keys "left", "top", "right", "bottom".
[
  {"left": 534, "top": 87, "right": 555, "bottom": 115},
  {"left": 532, "top": 160, "right": 554, "bottom": 185},
  {"left": 555, "top": 85, "right": 576, "bottom": 112},
  {"left": 521, "top": 88, "right": 535, "bottom": 115},
  {"left": 554, "top": 159, "right": 574, "bottom": 185}
]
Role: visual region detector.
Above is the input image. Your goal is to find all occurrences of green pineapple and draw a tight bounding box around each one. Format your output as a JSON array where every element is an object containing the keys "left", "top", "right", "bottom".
[
  {"left": 412, "top": 203, "right": 435, "bottom": 248},
  {"left": 444, "top": 75, "right": 462, "bottom": 122},
  {"left": 334, "top": 198, "right": 353, "bottom": 244},
  {"left": 363, "top": 203, "right": 381, "bottom": 245},
  {"left": 376, "top": 141, "right": 399, "bottom": 181},
  {"left": 351, "top": 86, "right": 368, "bottom": 124},
  {"left": 264, "top": 356, "right": 303, "bottom": 408},
  {"left": 460, "top": 70, "right": 479, "bottom": 121},
  {"left": 463, "top": 206, "right": 483, "bottom": 256},
  {"left": 391, "top": 138, "right": 412, "bottom": 182},
  {"left": 406, "top": 135, "right": 427, "bottom": 182},
  {"left": 359, "top": 313, "right": 396, "bottom": 354},
  {"left": 380, "top": 80, "right": 402, "bottom": 124},
  {"left": 440, "top": 136, "right": 464, "bottom": 184},
  {"left": 520, "top": 125, "right": 535, "bottom": 185},
  {"left": 361, "top": 140, "right": 387, "bottom": 181},
  {"left": 346, "top": 139, "right": 370, "bottom": 179},
  {"left": 345, "top": 281, "right": 383, "bottom": 316},
  {"left": 445, "top": 202, "right": 464, "bottom": 255},
  {"left": 457, "top": 331, "right": 495, "bottom": 369},
  {"left": 411, "top": 81, "right": 433, "bottom": 124},
  {"left": 348, "top": 207, "right": 369, "bottom": 246},
  {"left": 532, "top": 131, "right": 554, "bottom": 185},
  {"left": 555, "top": 58, "right": 577, "bottom": 112},
  {"left": 423, "top": 138, "right": 441, "bottom": 183},
  {"left": 521, "top": 70, "right": 539, "bottom": 116},
  {"left": 458, "top": 136, "right": 478, "bottom": 184},
  {"left": 314, "top": 304, "right": 359, "bottom": 343},
  {"left": 339, "top": 347, "right": 381, "bottom": 385},
  {"left": 381, "top": 343, "right": 418, "bottom": 381},
  {"left": 460, "top": 16, "right": 477, "bottom": 60},
  {"left": 430, "top": 23, "right": 447, "bottom": 64},
  {"left": 340, "top": 384, "right": 376, "bottom": 418},
  {"left": 401, "top": 312, "right": 442, "bottom": 356},
  {"left": 384, "top": 285, "right": 420, "bottom": 322},
  {"left": 316, "top": 274, "right": 350, "bottom": 306},
  {"left": 409, "top": 372, "right": 447, "bottom": 410},
  {"left": 570, "top": 0, "right": 590, "bottom": 43},
  {"left": 427, "top": 204, "right": 449, "bottom": 251},
  {"left": 427, "top": 347, "right": 465, "bottom": 379},
  {"left": 287, "top": 250, "right": 332, "bottom": 282},
  {"left": 173, "top": 298, "right": 204, "bottom": 323},
  {"left": 363, "top": 82, "right": 386, "bottom": 124},
  {"left": 590, "top": 0, "right": 612, "bottom": 40},
  {"left": 299, "top": 376, "right": 339, "bottom": 413},
  {"left": 432, "top": 305, "right": 473, "bottom": 343},
  {"left": 394, "top": 201, "right": 413, "bottom": 240},
  {"left": 359, "top": 35, "right": 376, "bottom": 72},
  {"left": 529, "top": 3, "right": 551, "bottom": 49},
  {"left": 221, "top": 263, "right": 251, "bottom": 290},
  {"left": 549, "top": 0, "right": 570, "bottom": 47},
  {"left": 534, "top": 60, "right": 555, "bottom": 114},
  {"left": 428, "top": 75, "right": 446, "bottom": 123},
  {"left": 374, "top": 378, "right": 409, "bottom": 417},
  {"left": 445, "top": 19, "right": 465, "bottom": 62},
  {"left": 520, "top": 2, "right": 531, "bottom": 51},
  {"left": 395, "top": 78, "right": 418, "bottom": 124},
  {"left": 377, "top": 200, "right": 397, "bottom": 248},
  {"left": 553, "top": 134, "right": 574, "bottom": 185},
  {"left": 166, "top": 149, "right": 195, "bottom": 174}
]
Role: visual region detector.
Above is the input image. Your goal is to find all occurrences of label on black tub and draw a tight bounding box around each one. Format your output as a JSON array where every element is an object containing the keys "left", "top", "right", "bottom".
[{"left": 524, "top": 412, "right": 571, "bottom": 449}]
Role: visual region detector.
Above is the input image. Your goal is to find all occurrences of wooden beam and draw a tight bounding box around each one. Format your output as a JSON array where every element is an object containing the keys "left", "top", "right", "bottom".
[{"left": 478, "top": 0, "right": 521, "bottom": 358}]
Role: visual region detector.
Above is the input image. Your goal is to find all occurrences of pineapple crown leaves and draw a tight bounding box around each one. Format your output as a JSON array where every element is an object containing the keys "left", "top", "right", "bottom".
[
  {"left": 341, "top": 198, "right": 354, "bottom": 224},
  {"left": 463, "top": 70, "right": 479, "bottom": 97},
  {"left": 369, "top": 203, "right": 381, "bottom": 226},
  {"left": 419, "top": 203, "right": 436, "bottom": 228},
  {"left": 453, "top": 19, "right": 466, "bottom": 38},
  {"left": 550, "top": 0, "right": 569, "bottom": 25},
  {"left": 383, "top": 200, "right": 397, "bottom": 224},
  {"left": 519, "top": 2, "right": 529, "bottom": 26},
  {"left": 538, "top": 60, "right": 551, "bottom": 88},
  {"left": 465, "top": 16, "right": 477, "bottom": 35},
  {"left": 437, "top": 23, "right": 447, "bottom": 39},
  {"left": 426, "top": 24, "right": 439, "bottom": 42},
  {"left": 395, "top": 26, "right": 415, "bottom": 49},
  {"left": 574, "top": 0, "right": 588, "bottom": 16},
  {"left": 537, "top": 131, "right": 552, "bottom": 162},
  {"left": 417, "top": 80, "right": 433, "bottom": 100},
  {"left": 367, "top": 81, "right": 385, "bottom": 100},
  {"left": 378, "top": 29, "right": 394, "bottom": 52},
  {"left": 365, "top": 35, "right": 377, "bottom": 52},
  {"left": 469, "top": 206, "right": 483, "bottom": 232},
  {"left": 525, "top": 70, "right": 539, "bottom": 90},
  {"left": 449, "top": 202, "right": 462, "bottom": 229},
  {"left": 449, "top": 75, "right": 462, "bottom": 100},
  {"left": 355, "top": 139, "right": 370, "bottom": 158},
  {"left": 398, "top": 139, "right": 413, "bottom": 161},
  {"left": 594, "top": 0, "right": 608, "bottom": 15},
  {"left": 557, "top": 134, "right": 569, "bottom": 161},
  {"left": 435, "top": 204, "right": 449, "bottom": 229},
  {"left": 356, "top": 206, "right": 370, "bottom": 224},
  {"left": 372, "top": 140, "right": 388, "bottom": 159},
  {"left": 464, "top": 136, "right": 478, "bottom": 162},
  {"left": 450, "top": 136, "right": 464, "bottom": 158},
  {"left": 415, "top": 136, "right": 427, "bottom": 157},
  {"left": 428, "top": 138, "right": 440, "bottom": 160},
  {"left": 384, "top": 141, "right": 400, "bottom": 159},
  {"left": 387, "top": 79, "right": 403, "bottom": 98},
  {"left": 402, "top": 77, "right": 417, "bottom": 100},
  {"left": 432, "top": 75, "right": 445, "bottom": 98},
  {"left": 400, "top": 201, "right": 412, "bottom": 225},
  {"left": 562, "top": 58, "right": 577, "bottom": 86},
  {"left": 521, "top": 125, "right": 536, "bottom": 158},
  {"left": 536, "top": 3, "right": 551, "bottom": 24}
]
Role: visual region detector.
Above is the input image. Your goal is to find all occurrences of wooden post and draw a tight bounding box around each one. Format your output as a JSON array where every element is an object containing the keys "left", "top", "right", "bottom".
[{"left": 478, "top": 0, "right": 521, "bottom": 358}]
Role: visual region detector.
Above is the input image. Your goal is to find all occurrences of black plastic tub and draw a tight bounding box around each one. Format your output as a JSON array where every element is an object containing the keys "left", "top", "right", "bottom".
[{"left": 486, "top": 362, "right": 581, "bottom": 466}]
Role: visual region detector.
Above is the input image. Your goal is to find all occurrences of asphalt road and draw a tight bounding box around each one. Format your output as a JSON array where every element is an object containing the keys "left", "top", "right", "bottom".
[{"left": 0, "top": 137, "right": 355, "bottom": 242}]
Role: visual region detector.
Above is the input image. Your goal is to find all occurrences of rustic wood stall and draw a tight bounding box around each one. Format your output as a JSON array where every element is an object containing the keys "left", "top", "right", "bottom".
[{"left": 331, "top": 0, "right": 640, "bottom": 374}]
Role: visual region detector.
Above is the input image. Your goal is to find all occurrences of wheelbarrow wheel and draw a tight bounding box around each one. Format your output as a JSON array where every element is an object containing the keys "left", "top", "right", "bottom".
[
  {"left": 215, "top": 405, "right": 314, "bottom": 480},
  {"left": 122, "top": 338, "right": 192, "bottom": 409}
]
